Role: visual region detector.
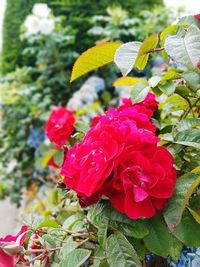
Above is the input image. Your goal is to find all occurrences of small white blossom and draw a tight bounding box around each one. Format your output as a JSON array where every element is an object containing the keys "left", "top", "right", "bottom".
[
  {"left": 32, "top": 3, "right": 51, "bottom": 18},
  {"left": 24, "top": 15, "right": 41, "bottom": 35},
  {"left": 39, "top": 18, "right": 55, "bottom": 35}
]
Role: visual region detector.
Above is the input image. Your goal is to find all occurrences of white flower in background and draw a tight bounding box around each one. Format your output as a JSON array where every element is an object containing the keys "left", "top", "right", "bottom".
[
  {"left": 32, "top": 3, "right": 51, "bottom": 18},
  {"left": 24, "top": 15, "right": 41, "bottom": 35},
  {"left": 24, "top": 4, "right": 55, "bottom": 36},
  {"left": 39, "top": 18, "right": 55, "bottom": 35}
]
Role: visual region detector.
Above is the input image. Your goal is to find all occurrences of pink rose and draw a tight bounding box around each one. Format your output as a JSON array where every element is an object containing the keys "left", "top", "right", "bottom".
[
  {"left": 0, "top": 225, "right": 28, "bottom": 267},
  {"left": 45, "top": 107, "right": 75, "bottom": 148}
]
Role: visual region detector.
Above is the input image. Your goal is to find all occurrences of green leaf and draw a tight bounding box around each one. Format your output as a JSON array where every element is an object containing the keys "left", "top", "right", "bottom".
[
  {"left": 160, "top": 25, "right": 179, "bottom": 60},
  {"left": 160, "top": 69, "right": 181, "bottom": 83},
  {"left": 60, "top": 236, "right": 78, "bottom": 257},
  {"left": 164, "top": 169, "right": 200, "bottom": 227},
  {"left": 178, "top": 15, "right": 200, "bottom": 28},
  {"left": 174, "top": 129, "right": 200, "bottom": 149},
  {"left": 165, "top": 25, "right": 200, "bottom": 69},
  {"left": 110, "top": 209, "right": 149, "bottom": 239},
  {"left": 42, "top": 234, "right": 56, "bottom": 247},
  {"left": 160, "top": 25, "right": 179, "bottom": 44},
  {"left": 188, "top": 207, "right": 200, "bottom": 224},
  {"left": 169, "top": 236, "right": 182, "bottom": 262},
  {"left": 93, "top": 246, "right": 108, "bottom": 267},
  {"left": 70, "top": 42, "right": 121, "bottom": 82},
  {"left": 127, "top": 238, "right": 146, "bottom": 260},
  {"left": 98, "top": 220, "right": 108, "bottom": 249},
  {"left": 134, "top": 34, "right": 159, "bottom": 70},
  {"left": 59, "top": 248, "right": 91, "bottom": 267},
  {"left": 131, "top": 82, "right": 150, "bottom": 103},
  {"left": 181, "top": 71, "right": 200, "bottom": 91},
  {"left": 158, "top": 81, "right": 176, "bottom": 95},
  {"left": 148, "top": 76, "right": 161, "bottom": 88},
  {"left": 35, "top": 219, "right": 60, "bottom": 230},
  {"left": 144, "top": 217, "right": 172, "bottom": 258},
  {"left": 174, "top": 210, "right": 200, "bottom": 246},
  {"left": 114, "top": 41, "right": 141, "bottom": 76},
  {"left": 75, "top": 121, "right": 90, "bottom": 134},
  {"left": 176, "top": 118, "right": 200, "bottom": 131},
  {"left": 63, "top": 214, "right": 84, "bottom": 231},
  {"left": 107, "top": 232, "right": 142, "bottom": 267},
  {"left": 175, "top": 85, "right": 190, "bottom": 97}
]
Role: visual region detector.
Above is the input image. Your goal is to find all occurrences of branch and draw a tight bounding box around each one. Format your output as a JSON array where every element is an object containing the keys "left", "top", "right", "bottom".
[{"left": 144, "top": 47, "right": 164, "bottom": 54}]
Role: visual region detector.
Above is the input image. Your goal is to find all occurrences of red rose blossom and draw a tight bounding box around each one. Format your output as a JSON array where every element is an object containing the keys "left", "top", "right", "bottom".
[
  {"left": 194, "top": 14, "right": 200, "bottom": 20},
  {"left": 118, "top": 92, "right": 158, "bottom": 118},
  {"left": 45, "top": 107, "right": 75, "bottom": 148},
  {"left": 0, "top": 225, "right": 28, "bottom": 267},
  {"left": 109, "top": 145, "right": 176, "bottom": 219},
  {"left": 61, "top": 94, "right": 176, "bottom": 219}
]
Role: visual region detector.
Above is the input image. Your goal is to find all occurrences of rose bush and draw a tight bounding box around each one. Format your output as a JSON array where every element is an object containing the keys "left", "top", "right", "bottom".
[{"left": 1, "top": 12, "right": 200, "bottom": 267}]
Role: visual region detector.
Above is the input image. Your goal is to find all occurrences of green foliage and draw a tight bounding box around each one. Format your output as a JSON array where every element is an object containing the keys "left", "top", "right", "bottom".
[
  {"left": 164, "top": 169, "right": 200, "bottom": 227},
  {"left": 1, "top": 0, "right": 51, "bottom": 74},
  {"left": 143, "top": 217, "right": 172, "bottom": 258}
]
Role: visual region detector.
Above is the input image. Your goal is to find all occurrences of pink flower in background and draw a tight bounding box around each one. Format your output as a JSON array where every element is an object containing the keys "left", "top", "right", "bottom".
[
  {"left": 45, "top": 107, "right": 75, "bottom": 148},
  {"left": 0, "top": 225, "right": 28, "bottom": 267}
]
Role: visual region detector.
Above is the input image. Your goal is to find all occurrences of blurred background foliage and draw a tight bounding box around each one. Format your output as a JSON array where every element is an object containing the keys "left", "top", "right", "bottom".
[{"left": 0, "top": 0, "right": 180, "bottom": 205}]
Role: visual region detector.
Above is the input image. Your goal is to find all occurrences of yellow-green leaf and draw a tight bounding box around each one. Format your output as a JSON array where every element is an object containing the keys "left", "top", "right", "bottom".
[
  {"left": 113, "top": 77, "right": 142, "bottom": 87},
  {"left": 134, "top": 34, "right": 159, "bottom": 70},
  {"left": 160, "top": 25, "right": 179, "bottom": 60},
  {"left": 70, "top": 42, "right": 122, "bottom": 82},
  {"left": 188, "top": 207, "right": 200, "bottom": 224}
]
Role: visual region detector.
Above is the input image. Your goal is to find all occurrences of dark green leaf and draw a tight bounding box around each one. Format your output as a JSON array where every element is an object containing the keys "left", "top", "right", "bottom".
[
  {"left": 98, "top": 220, "right": 108, "bottom": 249},
  {"left": 174, "top": 129, "right": 200, "bottom": 149},
  {"left": 174, "top": 210, "right": 200, "bottom": 246},
  {"left": 144, "top": 217, "right": 172, "bottom": 258},
  {"left": 107, "top": 232, "right": 142, "bottom": 267},
  {"left": 164, "top": 169, "right": 200, "bottom": 227},
  {"left": 59, "top": 248, "right": 91, "bottom": 267}
]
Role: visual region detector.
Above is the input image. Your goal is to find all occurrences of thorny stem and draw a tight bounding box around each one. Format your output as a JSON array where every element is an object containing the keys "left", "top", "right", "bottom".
[{"left": 179, "top": 96, "right": 200, "bottom": 121}]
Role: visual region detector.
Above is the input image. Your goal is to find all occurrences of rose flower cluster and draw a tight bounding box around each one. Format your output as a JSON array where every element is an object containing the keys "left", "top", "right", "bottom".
[{"left": 46, "top": 93, "right": 176, "bottom": 219}]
